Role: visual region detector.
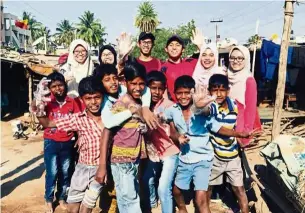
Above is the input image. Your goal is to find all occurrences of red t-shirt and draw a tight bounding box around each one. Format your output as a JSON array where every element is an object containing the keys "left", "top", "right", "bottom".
[
  {"left": 161, "top": 58, "right": 197, "bottom": 101},
  {"left": 136, "top": 57, "right": 162, "bottom": 73},
  {"left": 44, "top": 96, "right": 81, "bottom": 142}
]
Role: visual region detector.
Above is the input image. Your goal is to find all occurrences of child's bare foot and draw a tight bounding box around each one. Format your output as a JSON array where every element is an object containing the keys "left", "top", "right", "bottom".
[
  {"left": 58, "top": 200, "right": 68, "bottom": 210},
  {"left": 45, "top": 202, "right": 53, "bottom": 213}
]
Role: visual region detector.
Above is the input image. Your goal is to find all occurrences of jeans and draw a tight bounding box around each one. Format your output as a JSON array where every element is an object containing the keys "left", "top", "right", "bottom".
[
  {"left": 44, "top": 139, "right": 74, "bottom": 202},
  {"left": 142, "top": 154, "right": 179, "bottom": 213},
  {"left": 111, "top": 162, "right": 141, "bottom": 213}
]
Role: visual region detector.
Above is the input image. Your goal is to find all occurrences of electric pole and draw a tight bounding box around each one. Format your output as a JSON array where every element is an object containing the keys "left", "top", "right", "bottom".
[
  {"left": 210, "top": 19, "right": 223, "bottom": 48},
  {"left": 272, "top": 0, "right": 295, "bottom": 140}
]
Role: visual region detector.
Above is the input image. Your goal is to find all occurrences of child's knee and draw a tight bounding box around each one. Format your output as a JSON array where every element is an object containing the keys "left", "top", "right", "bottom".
[{"left": 232, "top": 186, "right": 246, "bottom": 197}]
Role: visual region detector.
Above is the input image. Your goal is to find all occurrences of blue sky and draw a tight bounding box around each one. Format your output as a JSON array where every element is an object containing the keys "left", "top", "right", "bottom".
[{"left": 4, "top": 1, "right": 305, "bottom": 44}]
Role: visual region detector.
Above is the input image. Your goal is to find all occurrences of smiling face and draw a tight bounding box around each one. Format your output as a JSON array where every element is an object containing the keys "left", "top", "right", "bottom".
[
  {"left": 126, "top": 77, "right": 146, "bottom": 100},
  {"left": 101, "top": 49, "right": 115, "bottom": 64},
  {"left": 138, "top": 38, "right": 153, "bottom": 56},
  {"left": 229, "top": 49, "right": 246, "bottom": 71},
  {"left": 81, "top": 92, "right": 103, "bottom": 114},
  {"left": 175, "top": 87, "right": 192, "bottom": 107},
  {"left": 200, "top": 48, "right": 216, "bottom": 70},
  {"left": 165, "top": 41, "right": 184, "bottom": 60},
  {"left": 149, "top": 81, "right": 166, "bottom": 104},
  {"left": 102, "top": 74, "right": 119, "bottom": 95},
  {"left": 73, "top": 45, "right": 88, "bottom": 64}
]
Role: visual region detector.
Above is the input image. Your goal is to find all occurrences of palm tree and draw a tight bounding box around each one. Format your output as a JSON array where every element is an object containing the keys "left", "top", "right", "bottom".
[
  {"left": 135, "top": 1, "right": 160, "bottom": 32},
  {"left": 22, "top": 11, "right": 43, "bottom": 41},
  {"left": 55, "top": 19, "right": 75, "bottom": 48},
  {"left": 34, "top": 26, "right": 52, "bottom": 51},
  {"left": 76, "top": 11, "right": 107, "bottom": 48}
]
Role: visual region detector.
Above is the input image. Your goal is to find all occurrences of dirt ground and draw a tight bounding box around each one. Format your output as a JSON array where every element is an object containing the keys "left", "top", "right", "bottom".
[{"left": 0, "top": 114, "right": 277, "bottom": 213}]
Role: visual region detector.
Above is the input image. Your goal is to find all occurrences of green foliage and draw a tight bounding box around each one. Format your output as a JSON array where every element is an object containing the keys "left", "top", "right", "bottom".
[
  {"left": 247, "top": 34, "right": 260, "bottom": 45},
  {"left": 135, "top": 1, "right": 160, "bottom": 32},
  {"left": 132, "top": 20, "right": 197, "bottom": 61},
  {"left": 76, "top": 11, "right": 107, "bottom": 48},
  {"left": 55, "top": 20, "right": 75, "bottom": 48},
  {"left": 22, "top": 11, "right": 43, "bottom": 41}
]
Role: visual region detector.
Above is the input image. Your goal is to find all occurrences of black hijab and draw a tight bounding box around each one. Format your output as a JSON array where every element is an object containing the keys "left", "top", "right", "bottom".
[{"left": 98, "top": 45, "right": 117, "bottom": 66}]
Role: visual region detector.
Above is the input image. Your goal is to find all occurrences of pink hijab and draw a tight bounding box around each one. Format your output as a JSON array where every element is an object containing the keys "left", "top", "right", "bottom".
[
  {"left": 227, "top": 45, "right": 252, "bottom": 105},
  {"left": 192, "top": 42, "right": 226, "bottom": 87}
]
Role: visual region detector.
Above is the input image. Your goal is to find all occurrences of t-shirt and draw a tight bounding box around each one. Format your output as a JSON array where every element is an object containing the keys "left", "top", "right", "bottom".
[
  {"left": 44, "top": 96, "right": 80, "bottom": 142},
  {"left": 161, "top": 58, "right": 197, "bottom": 101},
  {"left": 110, "top": 94, "right": 147, "bottom": 163},
  {"left": 209, "top": 98, "right": 239, "bottom": 161},
  {"left": 136, "top": 57, "right": 162, "bottom": 73}
]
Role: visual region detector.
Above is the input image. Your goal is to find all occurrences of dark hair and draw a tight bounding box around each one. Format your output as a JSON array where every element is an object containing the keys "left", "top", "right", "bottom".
[
  {"left": 124, "top": 62, "right": 147, "bottom": 82},
  {"left": 208, "top": 74, "right": 229, "bottom": 90},
  {"left": 98, "top": 45, "right": 117, "bottom": 66},
  {"left": 147, "top": 71, "right": 167, "bottom": 87},
  {"left": 47, "top": 72, "right": 67, "bottom": 92},
  {"left": 93, "top": 64, "right": 118, "bottom": 80},
  {"left": 78, "top": 76, "right": 104, "bottom": 97},
  {"left": 174, "top": 75, "right": 195, "bottom": 92}
]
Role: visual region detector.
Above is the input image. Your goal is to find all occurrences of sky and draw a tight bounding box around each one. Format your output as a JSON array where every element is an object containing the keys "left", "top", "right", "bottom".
[{"left": 3, "top": 0, "right": 305, "bottom": 44}]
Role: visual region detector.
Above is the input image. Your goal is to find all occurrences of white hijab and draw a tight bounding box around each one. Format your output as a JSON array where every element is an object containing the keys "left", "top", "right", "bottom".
[
  {"left": 227, "top": 45, "right": 252, "bottom": 105},
  {"left": 64, "top": 39, "right": 94, "bottom": 98},
  {"left": 192, "top": 42, "right": 226, "bottom": 87}
]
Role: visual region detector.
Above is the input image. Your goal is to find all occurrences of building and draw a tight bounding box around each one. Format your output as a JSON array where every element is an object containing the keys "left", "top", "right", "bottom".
[{"left": 2, "top": 12, "right": 31, "bottom": 50}]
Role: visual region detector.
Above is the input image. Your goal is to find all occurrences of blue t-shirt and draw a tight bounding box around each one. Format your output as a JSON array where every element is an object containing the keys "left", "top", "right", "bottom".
[{"left": 165, "top": 104, "right": 221, "bottom": 163}]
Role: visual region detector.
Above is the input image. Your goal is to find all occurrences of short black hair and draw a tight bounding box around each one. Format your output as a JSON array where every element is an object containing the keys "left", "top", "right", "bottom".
[
  {"left": 78, "top": 75, "right": 104, "bottom": 97},
  {"left": 174, "top": 75, "right": 195, "bottom": 92},
  {"left": 124, "top": 62, "right": 147, "bottom": 82},
  {"left": 147, "top": 71, "right": 167, "bottom": 87},
  {"left": 208, "top": 74, "right": 229, "bottom": 90},
  {"left": 93, "top": 64, "right": 118, "bottom": 80},
  {"left": 47, "top": 72, "right": 67, "bottom": 92}
]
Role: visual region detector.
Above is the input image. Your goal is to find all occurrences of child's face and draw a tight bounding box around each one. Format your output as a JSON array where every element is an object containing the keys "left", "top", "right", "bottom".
[
  {"left": 49, "top": 80, "right": 65, "bottom": 98},
  {"left": 175, "top": 87, "right": 192, "bottom": 107},
  {"left": 126, "top": 77, "right": 146, "bottom": 100},
  {"left": 102, "top": 74, "right": 119, "bottom": 95},
  {"left": 149, "top": 81, "right": 166, "bottom": 104},
  {"left": 209, "top": 85, "right": 229, "bottom": 105},
  {"left": 81, "top": 92, "right": 103, "bottom": 114}
]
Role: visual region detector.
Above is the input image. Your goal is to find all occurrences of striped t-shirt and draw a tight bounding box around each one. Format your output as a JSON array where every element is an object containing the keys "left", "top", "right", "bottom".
[{"left": 209, "top": 97, "right": 239, "bottom": 161}]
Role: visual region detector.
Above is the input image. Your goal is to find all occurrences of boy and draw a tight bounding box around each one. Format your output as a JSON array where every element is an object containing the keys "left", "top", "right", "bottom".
[
  {"left": 34, "top": 72, "right": 80, "bottom": 213},
  {"left": 37, "top": 76, "right": 105, "bottom": 213},
  {"left": 166, "top": 75, "right": 253, "bottom": 213},
  {"left": 142, "top": 71, "right": 180, "bottom": 213},
  {"left": 207, "top": 74, "right": 250, "bottom": 213},
  {"left": 97, "top": 63, "right": 148, "bottom": 213}
]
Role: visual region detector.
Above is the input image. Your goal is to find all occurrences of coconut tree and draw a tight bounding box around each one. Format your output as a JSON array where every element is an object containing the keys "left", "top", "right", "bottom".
[
  {"left": 135, "top": 1, "right": 160, "bottom": 32},
  {"left": 76, "top": 11, "right": 107, "bottom": 48},
  {"left": 55, "top": 19, "right": 75, "bottom": 48},
  {"left": 22, "top": 11, "right": 43, "bottom": 41}
]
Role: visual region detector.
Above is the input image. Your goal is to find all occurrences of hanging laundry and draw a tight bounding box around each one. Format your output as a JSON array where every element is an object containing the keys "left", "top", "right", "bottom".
[{"left": 291, "top": 47, "right": 305, "bottom": 68}]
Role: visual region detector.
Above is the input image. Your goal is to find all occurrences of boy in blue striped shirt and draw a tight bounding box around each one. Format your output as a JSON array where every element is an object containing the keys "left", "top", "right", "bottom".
[{"left": 207, "top": 74, "right": 249, "bottom": 213}]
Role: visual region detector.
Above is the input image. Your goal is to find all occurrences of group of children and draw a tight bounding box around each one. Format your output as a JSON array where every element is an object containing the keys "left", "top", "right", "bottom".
[{"left": 34, "top": 58, "right": 258, "bottom": 213}]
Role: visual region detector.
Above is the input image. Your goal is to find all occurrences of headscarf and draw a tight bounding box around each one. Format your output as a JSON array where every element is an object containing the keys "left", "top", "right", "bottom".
[
  {"left": 98, "top": 45, "right": 117, "bottom": 66},
  {"left": 192, "top": 42, "right": 226, "bottom": 87},
  {"left": 64, "top": 39, "right": 94, "bottom": 98},
  {"left": 227, "top": 45, "right": 252, "bottom": 105}
]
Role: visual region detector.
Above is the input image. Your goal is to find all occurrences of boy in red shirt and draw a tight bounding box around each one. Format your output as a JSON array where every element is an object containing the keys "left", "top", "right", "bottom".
[{"left": 34, "top": 72, "right": 80, "bottom": 212}]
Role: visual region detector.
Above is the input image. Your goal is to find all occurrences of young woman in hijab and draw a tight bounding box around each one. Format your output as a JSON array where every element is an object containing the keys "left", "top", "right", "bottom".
[
  {"left": 228, "top": 45, "right": 261, "bottom": 146},
  {"left": 60, "top": 39, "right": 94, "bottom": 98},
  {"left": 192, "top": 42, "right": 226, "bottom": 87},
  {"left": 98, "top": 45, "right": 117, "bottom": 66}
]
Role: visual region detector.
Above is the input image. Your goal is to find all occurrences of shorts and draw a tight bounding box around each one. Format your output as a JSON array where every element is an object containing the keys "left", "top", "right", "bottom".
[
  {"left": 67, "top": 163, "right": 104, "bottom": 208},
  {"left": 175, "top": 159, "right": 213, "bottom": 191},
  {"left": 209, "top": 157, "right": 244, "bottom": 187}
]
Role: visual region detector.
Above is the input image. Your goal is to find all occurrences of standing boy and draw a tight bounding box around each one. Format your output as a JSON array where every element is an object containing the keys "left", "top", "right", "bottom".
[
  {"left": 37, "top": 76, "right": 105, "bottom": 213},
  {"left": 34, "top": 72, "right": 80, "bottom": 213},
  {"left": 142, "top": 71, "right": 180, "bottom": 213},
  {"left": 166, "top": 75, "right": 253, "bottom": 213}
]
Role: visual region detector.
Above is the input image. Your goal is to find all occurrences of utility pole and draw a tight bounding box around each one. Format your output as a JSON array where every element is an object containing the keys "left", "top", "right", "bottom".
[
  {"left": 251, "top": 19, "right": 260, "bottom": 76},
  {"left": 210, "top": 19, "right": 223, "bottom": 48},
  {"left": 272, "top": 0, "right": 295, "bottom": 140}
]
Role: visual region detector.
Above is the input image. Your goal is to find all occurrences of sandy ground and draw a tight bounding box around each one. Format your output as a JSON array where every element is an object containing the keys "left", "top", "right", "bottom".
[{"left": 1, "top": 115, "right": 268, "bottom": 213}]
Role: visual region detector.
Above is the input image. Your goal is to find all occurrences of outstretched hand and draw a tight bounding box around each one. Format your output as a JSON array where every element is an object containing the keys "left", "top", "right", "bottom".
[
  {"left": 191, "top": 28, "right": 204, "bottom": 49},
  {"left": 191, "top": 84, "right": 216, "bottom": 109},
  {"left": 116, "top": 32, "right": 135, "bottom": 64}
]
